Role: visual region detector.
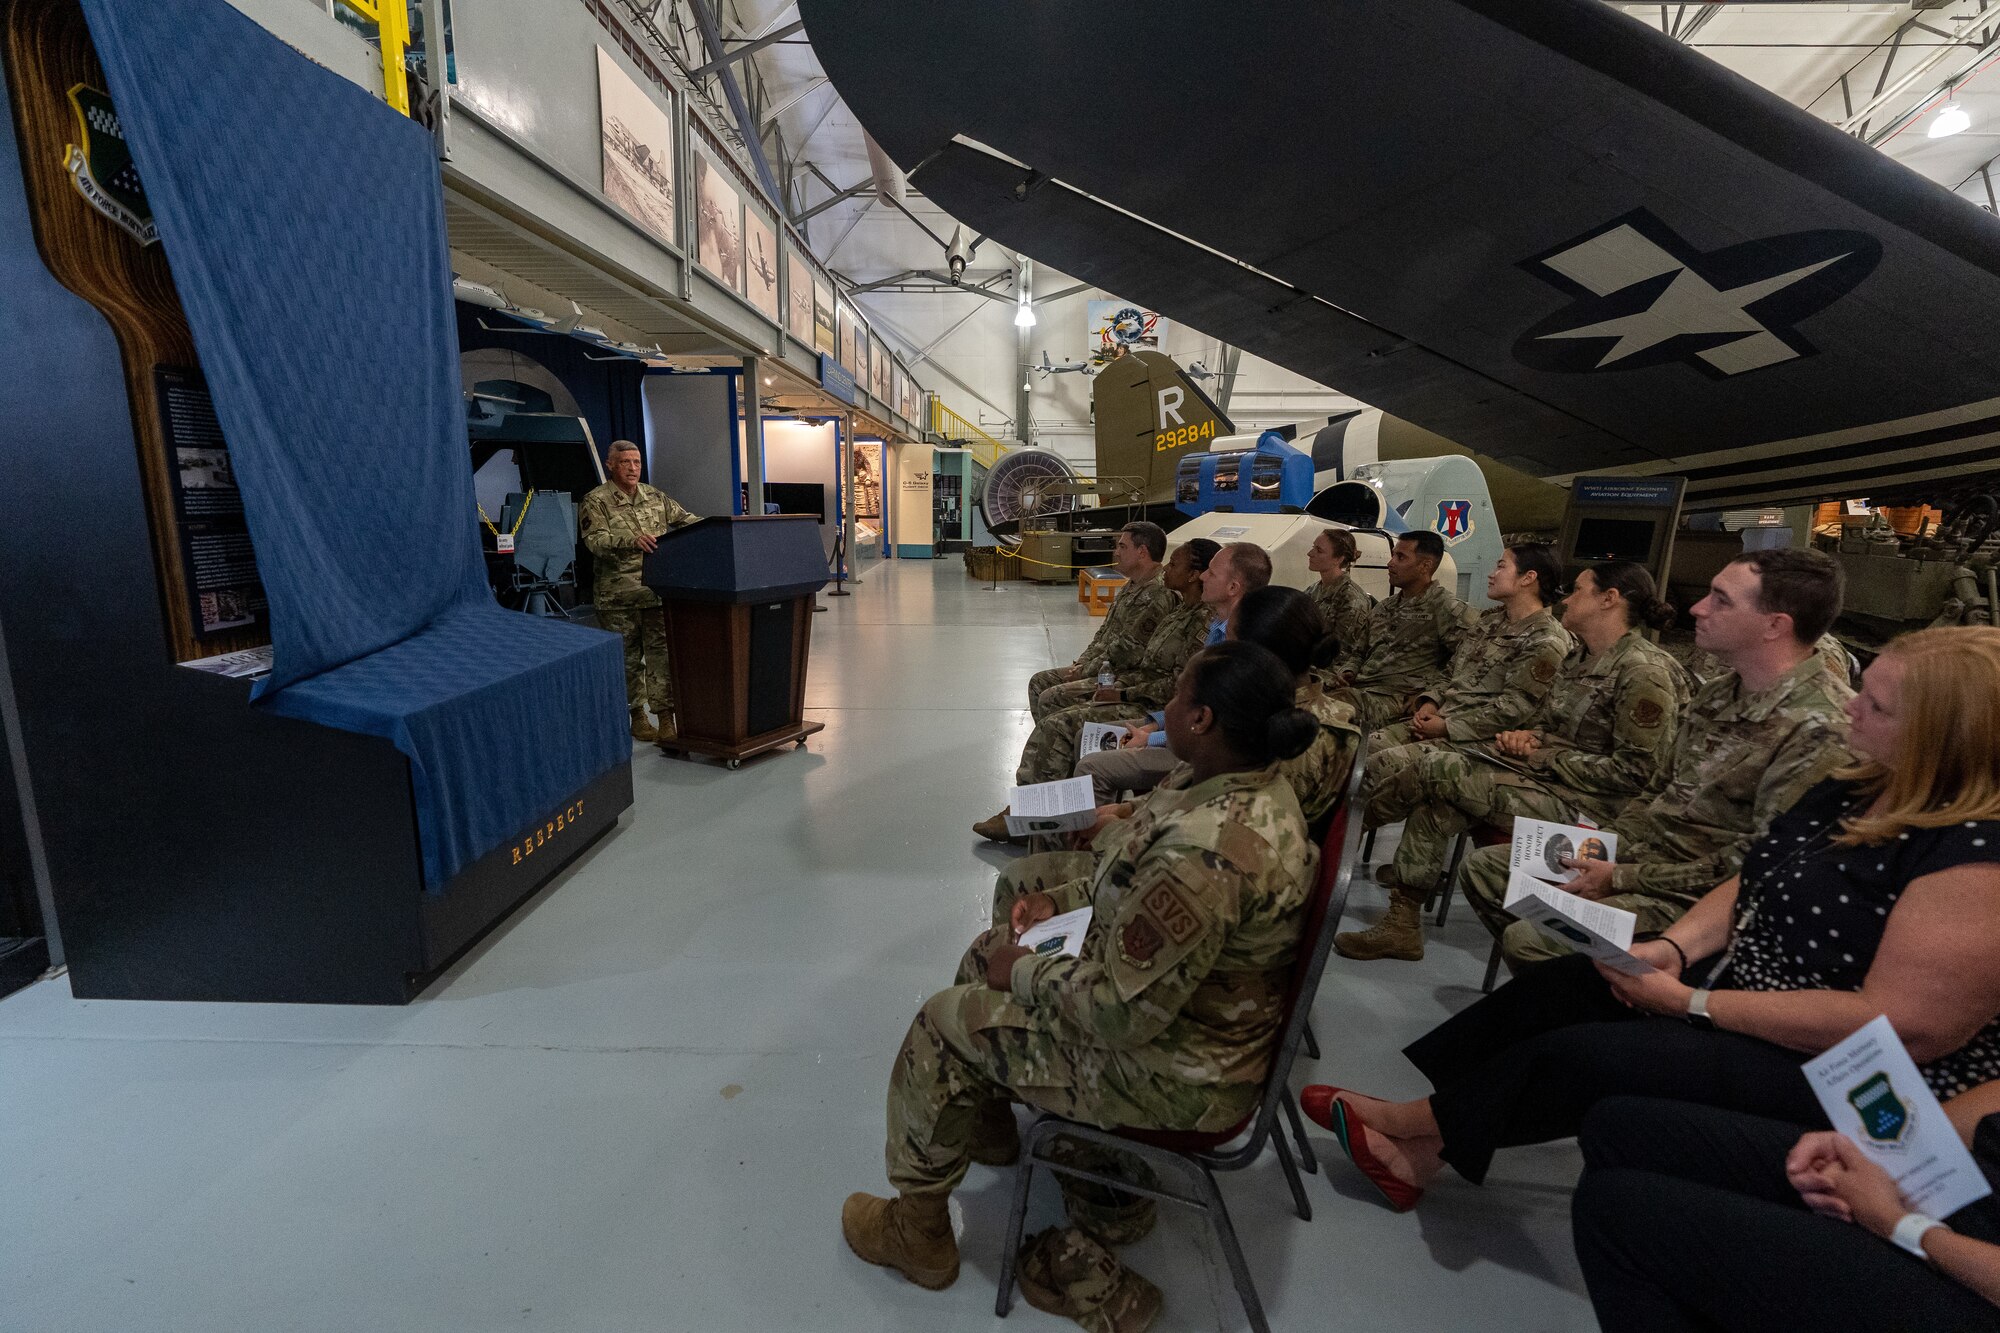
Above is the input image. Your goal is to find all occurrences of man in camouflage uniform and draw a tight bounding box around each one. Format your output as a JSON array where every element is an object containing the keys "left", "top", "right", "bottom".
[
  {"left": 844, "top": 764, "right": 1316, "bottom": 1328},
  {"left": 1026, "top": 522, "right": 1174, "bottom": 724},
  {"left": 1005, "top": 541, "right": 1216, "bottom": 791},
  {"left": 1327, "top": 530, "right": 1471, "bottom": 732},
  {"left": 580, "top": 440, "right": 697, "bottom": 741},
  {"left": 1307, "top": 526, "right": 1374, "bottom": 663},
  {"left": 1336, "top": 569, "right": 1686, "bottom": 961},
  {"left": 1461, "top": 549, "right": 1855, "bottom": 973}
]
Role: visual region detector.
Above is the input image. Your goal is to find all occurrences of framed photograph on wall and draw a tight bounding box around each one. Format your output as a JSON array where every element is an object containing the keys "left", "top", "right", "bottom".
[
  {"left": 596, "top": 48, "right": 677, "bottom": 246},
  {"left": 891, "top": 365, "right": 907, "bottom": 422},
  {"left": 814, "top": 278, "right": 836, "bottom": 354},
  {"left": 856, "top": 323, "right": 871, "bottom": 392},
  {"left": 787, "top": 250, "right": 814, "bottom": 343},
  {"left": 744, "top": 208, "right": 779, "bottom": 320},
  {"left": 693, "top": 150, "right": 745, "bottom": 292},
  {"left": 839, "top": 305, "right": 859, "bottom": 374},
  {"left": 872, "top": 335, "right": 892, "bottom": 400}
]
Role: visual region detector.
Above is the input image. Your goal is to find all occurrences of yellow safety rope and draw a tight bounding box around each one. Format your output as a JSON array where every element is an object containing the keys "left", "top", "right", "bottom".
[
  {"left": 477, "top": 489, "right": 533, "bottom": 541},
  {"left": 995, "top": 547, "right": 1124, "bottom": 574}
]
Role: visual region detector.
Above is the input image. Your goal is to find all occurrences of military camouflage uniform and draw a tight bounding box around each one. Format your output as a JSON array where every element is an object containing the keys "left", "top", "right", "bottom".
[
  {"left": 1027, "top": 569, "right": 1174, "bottom": 723},
  {"left": 885, "top": 767, "right": 1314, "bottom": 1213},
  {"left": 1368, "top": 606, "right": 1572, "bottom": 752},
  {"left": 1370, "top": 628, "right": 1686, "bottom": 894},
  {"left": 1461, "top": 652, "right": 1854, "bottom": 969},
  {"left": 1327, "top": 581, "right": 1471, "bottom": 732},
  {"left": 1685, "top": 631, "right": 1852, "bottom": 689},
  {"left": 994, "top": 682, "right": 1360, "bottom": 926},
  {"left": 581, "top": 480, "right": 696, "bottom": 716},
  {"left": 1014, "top": 601, "right": 1213, "bottom": 787},
  {"left": 1310, "top": 574, "right": 1374, "bottom": 663}
]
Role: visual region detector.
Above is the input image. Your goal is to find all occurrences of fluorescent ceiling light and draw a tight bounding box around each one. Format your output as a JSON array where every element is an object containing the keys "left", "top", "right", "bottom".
[{"left": 1931, "top": 101, "right": 1971, "bottom": 139}]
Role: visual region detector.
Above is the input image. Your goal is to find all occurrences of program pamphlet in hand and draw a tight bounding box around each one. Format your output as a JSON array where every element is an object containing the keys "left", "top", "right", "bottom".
[
  {"left": 1018, "top": 906, "right": 1093, "bottom": 958},
  {"left": 1077, "top": 722, "right": 1130, "bottom": 761},
  {"left": 1805, "top": 1014, "right": 1993, "bottom": 1219},
  {"left": 1510, "top": 817, "right": 1617, "bottom": 885},
  {"left": 1506, "top": 870, "right": 1656, "bottom": 977},
  {"left": 1005, "top": 777, "right": 1097, "bottom": 838}
]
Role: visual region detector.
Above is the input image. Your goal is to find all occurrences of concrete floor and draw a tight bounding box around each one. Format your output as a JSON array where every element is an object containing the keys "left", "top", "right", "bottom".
[{"left": 0, "top": 557, "right": 1594, "bottom": 1331}]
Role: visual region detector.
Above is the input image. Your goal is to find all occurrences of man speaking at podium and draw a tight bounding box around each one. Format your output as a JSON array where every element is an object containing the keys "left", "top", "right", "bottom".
[{"left": 581, "top": 439, "right": 697, "bottom": 742}]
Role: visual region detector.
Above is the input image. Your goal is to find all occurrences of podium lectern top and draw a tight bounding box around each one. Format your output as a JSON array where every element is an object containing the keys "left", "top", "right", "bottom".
[{"left": 641, "top": 515, "right": 831, "bottom": 604}]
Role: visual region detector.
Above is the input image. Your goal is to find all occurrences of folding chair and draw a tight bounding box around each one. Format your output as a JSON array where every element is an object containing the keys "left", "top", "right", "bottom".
[{"left": 995, "top": 756, "right": 1370, "bottom": 1333}]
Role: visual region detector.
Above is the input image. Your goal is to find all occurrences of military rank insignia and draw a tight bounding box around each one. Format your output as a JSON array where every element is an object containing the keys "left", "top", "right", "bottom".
[{"left": 63, "top": 83, "right": 157, "bottom": 247}]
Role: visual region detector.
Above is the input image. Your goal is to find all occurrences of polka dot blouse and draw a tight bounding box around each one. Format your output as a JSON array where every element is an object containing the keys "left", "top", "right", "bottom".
[{"left": 1717, "top": 777, "right": 2000, "bottom": 1098}]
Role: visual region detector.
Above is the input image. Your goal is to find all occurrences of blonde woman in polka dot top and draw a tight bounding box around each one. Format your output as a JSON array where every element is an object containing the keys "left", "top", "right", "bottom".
[{"left": 1299, "top": 626, "right": 2000, "bottom": 1210}]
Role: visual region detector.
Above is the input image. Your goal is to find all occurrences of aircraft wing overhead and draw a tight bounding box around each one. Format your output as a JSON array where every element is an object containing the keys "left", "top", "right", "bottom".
[{"left": 798, "top": 0, "right": 2000, "bottom": 507}]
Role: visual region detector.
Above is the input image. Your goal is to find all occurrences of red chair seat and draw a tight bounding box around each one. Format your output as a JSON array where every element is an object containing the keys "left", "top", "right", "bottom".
[{"left": 1113, "top": 1114, "right": 1255, "bottom": 1153}]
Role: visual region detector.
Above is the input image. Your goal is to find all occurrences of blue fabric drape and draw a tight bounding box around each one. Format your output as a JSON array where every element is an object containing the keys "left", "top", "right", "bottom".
[
  {"left": 82, "top": 0, "right": 629, "bottom": 889},
  {"left": 262, "top": 609, "right": 629, "bottom": 891},
  {"left": 81, "top": 0, "right": 483, "bottom": 693}
]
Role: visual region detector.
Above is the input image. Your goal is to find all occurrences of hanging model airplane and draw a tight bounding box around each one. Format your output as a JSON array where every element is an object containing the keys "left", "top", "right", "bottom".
[{"left": 796, "top": 0, "right": 2000, "bottom": 514}]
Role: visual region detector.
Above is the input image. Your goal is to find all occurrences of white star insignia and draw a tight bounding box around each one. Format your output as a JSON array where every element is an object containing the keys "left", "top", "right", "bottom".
[{"left": 1535, "top": 225, "right": 1850, "bottom": 374}]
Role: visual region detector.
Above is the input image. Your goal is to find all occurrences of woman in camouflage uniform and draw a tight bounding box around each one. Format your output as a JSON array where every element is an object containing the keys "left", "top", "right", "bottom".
[
  {"left": 990, "top": 585, "right": 1360, "bottom": 928},
  {"left": 1307, "top": 527, "right": 1374, "bottom": 668},
  {"left": 842, "top": 642, "right": 1320, "bottom": 1331},
  {"left": 1336, "top": 561, "right": 1687, "bottom": 962}
]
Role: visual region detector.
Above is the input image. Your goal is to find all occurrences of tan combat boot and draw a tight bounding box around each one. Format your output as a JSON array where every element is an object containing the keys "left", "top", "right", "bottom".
[
  {"left": 654, "top": 709, "right": 676, "bottom": 741},
  {"left": 629, "top": 709, "right": 658, "bottom": 742},
  {"left": 1333, "top": 887, "right": 1427, "bottom": 962},
  {"left": 968, "top": 1099, "right": 1021, "bottom": 1166},
  {"left": 1017, "top": 1227, "right": 1164, "bottom": 1333},
  {"left": 972, "top": 809, "right": 1015, "bottom": 843},
  {"left": 841, "top": 1191, "right": 959, "bottom": 1290}
]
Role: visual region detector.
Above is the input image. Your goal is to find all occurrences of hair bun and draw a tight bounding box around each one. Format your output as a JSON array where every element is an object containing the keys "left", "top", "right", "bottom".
[{"left": 1267, "top": 707, "right": 1318, "bottom": 761}]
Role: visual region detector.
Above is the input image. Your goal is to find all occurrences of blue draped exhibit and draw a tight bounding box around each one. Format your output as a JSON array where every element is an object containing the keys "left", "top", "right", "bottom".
[{"left": 80, "top": 0, "right": 628, "bottom": 888}]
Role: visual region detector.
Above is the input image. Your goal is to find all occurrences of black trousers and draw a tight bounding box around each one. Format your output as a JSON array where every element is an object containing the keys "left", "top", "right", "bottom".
[
  {"left": 1402, "top": 954, "right": 1828, "bottom": 1184},
  {"left": 1573, "top": 1096, "right": 2000, "bottom": 1333}
]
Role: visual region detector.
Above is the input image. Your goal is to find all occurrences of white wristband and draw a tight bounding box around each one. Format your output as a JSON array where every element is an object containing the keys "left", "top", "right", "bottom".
[{"left": 1891, "top": 1212, "right": 1946, "bottom": 1260}]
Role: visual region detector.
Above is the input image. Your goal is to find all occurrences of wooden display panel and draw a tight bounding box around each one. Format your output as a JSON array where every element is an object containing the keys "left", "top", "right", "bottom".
[{"left": 2, "top": 0, "right": 264, "bottom": 662}]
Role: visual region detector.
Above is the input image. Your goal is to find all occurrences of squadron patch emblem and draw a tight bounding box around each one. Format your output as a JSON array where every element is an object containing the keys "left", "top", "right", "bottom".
[
  {"left": 1632, "top": 699, "right": 1665, "bottom": 729},
  {"left": 1532, "top": 659, "right": 1558, "bottom": 685},
  {"left": 1138, "top": 882, "right": 1202, "bottom": 945},
  {"left": 1118, "top": 916, "right": 1164, "bottom": 968},
  {"left": 62, "top": 84, "right": 156, "bottom": 246}
]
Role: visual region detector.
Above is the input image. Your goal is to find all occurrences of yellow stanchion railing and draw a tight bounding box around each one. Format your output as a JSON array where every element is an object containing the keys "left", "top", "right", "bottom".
[
  {"left": 338, "top": 0, "right": 413, "bottom": 116},
  {"left": 931, "top": 398, "right": 1006, "bottom": 471}
]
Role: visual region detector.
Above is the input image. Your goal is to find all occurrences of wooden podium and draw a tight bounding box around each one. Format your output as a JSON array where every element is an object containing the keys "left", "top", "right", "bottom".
[{"left": 642, "top": 515, "right": 830, "bottom": 768}]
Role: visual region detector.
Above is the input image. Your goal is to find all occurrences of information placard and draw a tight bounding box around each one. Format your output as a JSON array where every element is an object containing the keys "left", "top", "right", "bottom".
[{"left": 156, "top": 367, "right": 267, "bottom": 638}]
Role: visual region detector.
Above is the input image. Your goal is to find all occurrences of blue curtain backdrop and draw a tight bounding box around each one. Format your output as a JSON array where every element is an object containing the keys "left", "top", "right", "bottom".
[{"left": 81, "top": 0, "right": 628, "bottom": 888}]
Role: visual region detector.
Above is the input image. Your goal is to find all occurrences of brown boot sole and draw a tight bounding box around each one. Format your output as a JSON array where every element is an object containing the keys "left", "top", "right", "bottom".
[
  {"left": 841, "top": 1195, "right": 959, "bottom": 1291},
  {"left": 1333, "top": 933, "right": 1424, "bottom": 962}
]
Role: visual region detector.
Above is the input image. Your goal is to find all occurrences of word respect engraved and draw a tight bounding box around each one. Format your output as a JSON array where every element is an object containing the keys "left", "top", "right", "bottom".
[{"left": 511, "top": 800, "right": 586, "bottom": 865}]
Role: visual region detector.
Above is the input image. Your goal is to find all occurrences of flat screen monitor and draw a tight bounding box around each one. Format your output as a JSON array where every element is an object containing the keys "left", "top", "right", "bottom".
[
  {"left": 1571, "top": 516, "right": 1659, "bottom": 564},
  {"left": 763, "top": 482, "right": 827, "bottom": 522}
]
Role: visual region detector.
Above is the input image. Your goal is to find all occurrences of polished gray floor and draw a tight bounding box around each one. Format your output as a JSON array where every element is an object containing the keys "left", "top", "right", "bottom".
[{"left": 0, "top": 557, "right": 1593, "bottom": 1331}]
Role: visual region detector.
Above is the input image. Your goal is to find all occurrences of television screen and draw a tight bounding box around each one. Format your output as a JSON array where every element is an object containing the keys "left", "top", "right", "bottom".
[{"left": 1572, "top": 516, "right": 1658, "bottom": 564}]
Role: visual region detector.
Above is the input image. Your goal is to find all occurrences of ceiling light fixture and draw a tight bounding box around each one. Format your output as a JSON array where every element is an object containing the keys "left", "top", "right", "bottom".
[
  {"left": 1931, "top": 100, "right": 1972, "bottom": 139},
  {"left": 1013, "top": 302, "right": 1037, "bottom": 328}
]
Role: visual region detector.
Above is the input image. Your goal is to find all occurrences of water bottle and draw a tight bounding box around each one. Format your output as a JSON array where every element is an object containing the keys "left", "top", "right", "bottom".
[{"left": 1096, "top": 660, "right": 1115, "bottom": 690}]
